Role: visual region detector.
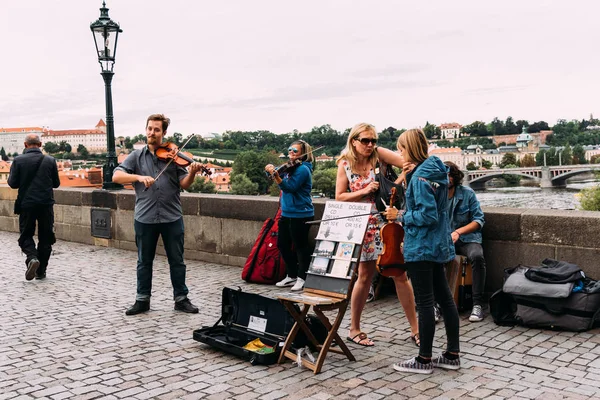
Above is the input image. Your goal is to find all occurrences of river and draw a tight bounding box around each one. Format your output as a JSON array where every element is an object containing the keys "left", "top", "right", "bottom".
[{"left": 475, "top": 179, "right": 600, "bottom": 210}]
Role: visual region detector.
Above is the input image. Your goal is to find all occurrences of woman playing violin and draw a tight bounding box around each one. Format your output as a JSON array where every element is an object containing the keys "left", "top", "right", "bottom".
[
  {"left": 335, "top": 123, "right": 419, "bottom": 348},
  {"left": 113, "top": 113, "right": 204, "bottom": 316},
  {"left": 265, "top": 140, "right": 315, "bottom": 292}
]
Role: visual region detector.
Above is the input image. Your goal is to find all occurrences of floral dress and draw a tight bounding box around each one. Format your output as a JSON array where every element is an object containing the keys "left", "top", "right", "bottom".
[{"left": 342, "top": 160, "right": 383, "bottom": 262}]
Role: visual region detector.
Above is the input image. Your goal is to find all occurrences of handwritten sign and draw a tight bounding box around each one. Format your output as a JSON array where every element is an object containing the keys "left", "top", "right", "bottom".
[{"left": 315, "top": 201, "right": 371, "bottom": 245}]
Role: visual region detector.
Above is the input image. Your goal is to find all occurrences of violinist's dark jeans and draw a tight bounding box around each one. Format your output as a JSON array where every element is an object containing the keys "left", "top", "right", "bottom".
[
  {"left": 134, "top": 218, "right": 189, "bottom": 302},
  {"left": 277, "top": 216, "right": 313, "bottom": 280},
  {"left": 455, "top": 241, "right": 486, "bottom": 306},
  {"left": 18, "top": 205, "right": 56, "bottom": 274},
  {"left": 405, "top": 261, "right": 460, "bottom": 358}
]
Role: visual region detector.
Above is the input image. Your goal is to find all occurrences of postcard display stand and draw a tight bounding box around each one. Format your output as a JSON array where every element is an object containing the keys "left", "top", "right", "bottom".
[{"left": 277, "top": 201, "right": 370, "bottom": 374}]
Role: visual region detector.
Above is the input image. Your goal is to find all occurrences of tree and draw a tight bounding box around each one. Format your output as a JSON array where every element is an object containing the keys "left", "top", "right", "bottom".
[
  {"left": 502, "top": 165, "right": 521, "bottom": 185},
  {"left": 488, "top": 117, "right": 506, "bottom": 136},
  {"left": 462, "top": 121, "right": 488, "bottom": 137},
  {"left": 515, "top": 120, "right": 529, "bottom": 133},
  {"left": 579, "top": 185, "right": 600, "bottom": 211},
  {"left": 231, "top": 150, "right": 280, "bottom": 194},
  {"left": 44, "top": 141, "right": 60, "bottom": 154},
  {"left": 423, "top": 122, "right": 440, "bottom": 139},
  {"left": 520, "top": 154, "right": 536, "bottom": 167},
  {"left": 590, "top": 154, "right": 600, "bottom": 164},
  {"left": 312, "top": 168, "right": 338, "bottom": 198},
  {"left": 466, "top": 162, "right": 478, "bottom": 171},
  {"left": 536, "top": 150, "right": 546, "bottom": 166},
  {"left": 186, "top": 176, "right": 217, "bottom": 193},
  {"left": 560, "top": 144, "right": 572, "bottom": 165},
  {"left": 0, "top": 147, "right": 7, "bottom": 161},
  {"left": 499, "top": 153, "right": 517, "bottom": 168},
  {"left": 505, "top": 116, "right": 518, "bottom": 134},
  {"left": 230, "top": 174, "right": 259, "bottom": 195},
  {"left": 481, "top": 159, "right": 493, "bottom": 169},
  {"left": 268, "top": 182, "right": 280, "bottom": 196},
  {"left": 77, "top": 144, "right": 89, "bottom": 158},
  {"left": 572, "top": 144, "right": 587, "bottom": 164}
]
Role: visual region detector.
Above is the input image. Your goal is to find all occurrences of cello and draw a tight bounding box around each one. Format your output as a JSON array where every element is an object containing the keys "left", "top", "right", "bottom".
[{"left": 376, "top": 187, "right": 406, "bottom": 277}]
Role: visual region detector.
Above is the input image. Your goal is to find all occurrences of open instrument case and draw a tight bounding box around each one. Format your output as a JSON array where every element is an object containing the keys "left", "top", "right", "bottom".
[{"left": 193, "top": 287, "right": 296, "bottom": 365}]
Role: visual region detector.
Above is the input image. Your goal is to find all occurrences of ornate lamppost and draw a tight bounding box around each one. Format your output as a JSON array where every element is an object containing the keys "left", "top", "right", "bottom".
[{"left": 90, "top": 1, "right": 123, "bottom": 190}]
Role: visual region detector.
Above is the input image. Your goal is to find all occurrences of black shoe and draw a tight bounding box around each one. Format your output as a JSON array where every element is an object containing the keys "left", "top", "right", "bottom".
[
  {"left": 125, "top": 300, "right": 150, "bottom": 316},
  {"left": 174, "top": 298, "right": 199, "bottom": 313},
  {"left": 35, "top": 272, "right": 46, "bottom": 280},
  {"left": 26, "top": 258, "right": 40, "bottom": 281}
]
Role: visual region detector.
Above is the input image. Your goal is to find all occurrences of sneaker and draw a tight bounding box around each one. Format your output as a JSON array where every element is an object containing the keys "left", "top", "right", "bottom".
[
  {"left": 366, "top": 284, "right": 375, "bottom": 303},
  {"left": 276, "top": 276, "right": 297, "bottom": 287},
  {"left": 392, "top": 357, "right": 433, "bottom": 375},
  {"left": 434, "top": 304, "right": 442, "bottom": 323},
  {"left": 25, "top": 258, "right": 40, "bottom": 281},
  {"left": 432, "top": 353, "right": 461, "bottom": 370},
  {"left": 35, "top": 272, "right": 46, "bottom": 280},
  {"left": 291, "top": 278, "right": 305, "bottom": 291},
  {"left": 174, "top": 298, "right": 199, "bottom": 314},
  {"left": 469, "top": 305, "right": 484, "bottom": 322},
  {"left": 125, "top": 300, "right": 150, "bottom": 316}
]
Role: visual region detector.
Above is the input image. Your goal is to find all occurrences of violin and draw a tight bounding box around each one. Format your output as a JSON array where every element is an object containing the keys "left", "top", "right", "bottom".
[
  {"left": 376, "top": 187, "right": 406, "bottom": 277},
  {"left": 266, "top": 159, "right": 303, "bottom": 179},
  {"left": 155, "top": 142, "right": 196, "bottom": 167},
  {"left": 143, "top": 141, "right": 211, "bottom": 191}
]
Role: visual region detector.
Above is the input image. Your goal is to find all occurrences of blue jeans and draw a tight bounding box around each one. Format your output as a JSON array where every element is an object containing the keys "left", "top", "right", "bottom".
[
  {"left": 134, "top": 218, "right": 189, "bottom": 302},
  {"left": 405, "top": 261, "right": 460, "bottom": 358}
]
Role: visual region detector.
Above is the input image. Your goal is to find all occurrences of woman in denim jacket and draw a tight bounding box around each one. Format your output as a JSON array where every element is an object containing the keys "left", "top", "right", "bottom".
[{"left": 388, "top": 128, "right": 460, "bottom": 375}]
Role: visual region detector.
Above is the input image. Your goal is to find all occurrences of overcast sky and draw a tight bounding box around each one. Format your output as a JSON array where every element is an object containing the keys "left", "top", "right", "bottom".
[{"left": 2, "top": 0, "right": 598, "bottom": 138}]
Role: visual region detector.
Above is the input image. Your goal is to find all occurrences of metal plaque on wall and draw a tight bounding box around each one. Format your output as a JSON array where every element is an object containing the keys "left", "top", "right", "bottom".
[{"left": 91, "top": 208, "right": 111, "bottom": 239}]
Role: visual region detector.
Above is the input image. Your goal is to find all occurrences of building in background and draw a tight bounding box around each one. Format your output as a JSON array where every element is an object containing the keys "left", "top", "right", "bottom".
[
  {"left": 440, "top": 123, "right": 463, "bottom": 140},
  {"left": 0, "top": 127, "right": 45, "bottom": 155},
  {"left": 42, "top": 119, "right": 108, "bottom": 153}
]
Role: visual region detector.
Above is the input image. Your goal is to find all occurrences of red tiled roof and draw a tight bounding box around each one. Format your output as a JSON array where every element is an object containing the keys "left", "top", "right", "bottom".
[
  {"left": 0, "top": 127, "right": 44, "bottom": 133},
  {"left": 96, "top": 119, "right": 106, "bottom": 127},
  {"left": 43, "top": 129, "right": 105, "bottom": 137},
  {"left": 440, "top": 123, "right": 462, "bottom": 130},
  {"left": 429, "top": 147, "right": 462, "bottom": 154}
]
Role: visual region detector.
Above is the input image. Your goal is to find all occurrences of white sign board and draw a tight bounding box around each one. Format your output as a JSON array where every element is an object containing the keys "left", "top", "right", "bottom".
[{"left": 315, "top": 201, "right": 371, "bottom": 245}]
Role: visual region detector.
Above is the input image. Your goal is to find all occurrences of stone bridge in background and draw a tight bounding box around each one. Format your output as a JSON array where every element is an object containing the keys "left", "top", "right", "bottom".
[{"left": 465, "top": 163, "right": 600, "bottom": 190}]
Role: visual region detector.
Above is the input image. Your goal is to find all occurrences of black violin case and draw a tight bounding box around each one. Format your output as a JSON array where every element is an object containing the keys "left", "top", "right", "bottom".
[{"left": 193, "top": 287, "right": 296, "bottom": 365}]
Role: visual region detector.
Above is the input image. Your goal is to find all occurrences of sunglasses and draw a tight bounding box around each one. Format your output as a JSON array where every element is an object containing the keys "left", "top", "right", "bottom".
[
  {"left": 355, "top": 137, "right": 378, "bottom": 145},
  {"left": 288, "top": 147, "right": 300, "bottom": 153}
]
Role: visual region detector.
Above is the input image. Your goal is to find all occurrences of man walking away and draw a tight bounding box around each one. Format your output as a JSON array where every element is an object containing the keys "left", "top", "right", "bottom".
[{"left": 8, "top": 134, "right": 60, "bottom": 281}]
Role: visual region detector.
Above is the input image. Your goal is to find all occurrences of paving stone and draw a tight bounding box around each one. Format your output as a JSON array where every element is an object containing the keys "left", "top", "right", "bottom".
[{"left": 2, "top": 230, "right": 599, "bottom": 400}]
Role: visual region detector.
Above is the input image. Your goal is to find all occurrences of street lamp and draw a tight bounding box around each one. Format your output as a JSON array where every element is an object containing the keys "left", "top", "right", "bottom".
[{"left": 90, "top": 1, "right": 123, "bottom": 190}]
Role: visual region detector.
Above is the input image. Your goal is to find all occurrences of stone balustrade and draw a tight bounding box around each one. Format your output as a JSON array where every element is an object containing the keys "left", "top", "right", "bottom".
[{"left": 1, "top": 185, "right": 599, "bottom": 292}]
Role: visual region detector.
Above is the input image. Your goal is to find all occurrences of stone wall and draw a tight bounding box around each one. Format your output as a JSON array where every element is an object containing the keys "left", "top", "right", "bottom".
[{"left": 1, "top": 185, "right": 599, "bottom": 292}]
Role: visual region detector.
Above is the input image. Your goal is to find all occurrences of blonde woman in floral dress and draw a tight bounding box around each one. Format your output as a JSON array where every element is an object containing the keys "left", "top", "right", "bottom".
[{"left": 336, "top": 123, "right": 419, "bottom": 347}]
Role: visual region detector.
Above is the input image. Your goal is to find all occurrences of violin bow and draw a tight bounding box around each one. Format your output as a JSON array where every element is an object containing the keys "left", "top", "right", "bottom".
[{"left": 144, "top": 134, "right": 198, "bottom": 191}]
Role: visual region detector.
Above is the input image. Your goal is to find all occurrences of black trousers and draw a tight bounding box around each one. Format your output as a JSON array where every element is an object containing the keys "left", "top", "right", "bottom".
[
  {"left": 405, "top": 261, "right": 460, "bottom": 358},
  {"left": 18, "top": 205, "right": 56, "bottom": 274},
  {"left": 277, "top": 216, "right": 313, "bottom": 280},
  {"left": 455, "top": 241, "right": 486, "bottom": 306}
]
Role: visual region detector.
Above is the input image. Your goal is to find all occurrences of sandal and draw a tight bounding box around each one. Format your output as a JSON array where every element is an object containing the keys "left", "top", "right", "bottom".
[
  {"left": 410, "top": 333, "right": 420, "bottom": 347},
  {"left": 347, "top": 332, "right": 374, "bottom": 347}
]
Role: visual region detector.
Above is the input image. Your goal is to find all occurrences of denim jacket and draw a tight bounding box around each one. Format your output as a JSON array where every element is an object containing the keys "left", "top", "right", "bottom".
[
  {"left": 401, "top": 156, "right": 455, "bottom": 264},
  {"left": 448, "top": 185, "right": 484, "bottom": 244}
]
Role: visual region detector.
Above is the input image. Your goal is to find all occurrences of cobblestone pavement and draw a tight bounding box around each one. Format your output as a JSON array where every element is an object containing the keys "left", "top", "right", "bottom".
[{"left": 1, "top": 230, "right": 600, "bottom": 400}]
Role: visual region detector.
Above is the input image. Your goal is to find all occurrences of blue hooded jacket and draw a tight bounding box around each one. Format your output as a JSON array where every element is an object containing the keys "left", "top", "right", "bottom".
[
  {"left": 402, "top": 156, "right": 455, "bottom": 264},
  {"left": 278, "top": 161, "right": 314, "bottom": 218}
]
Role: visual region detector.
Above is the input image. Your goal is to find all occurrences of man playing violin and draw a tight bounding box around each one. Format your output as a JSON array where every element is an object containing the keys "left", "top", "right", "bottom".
[{"left": 113, "top": 113, "right": 205, "bottom": 315}]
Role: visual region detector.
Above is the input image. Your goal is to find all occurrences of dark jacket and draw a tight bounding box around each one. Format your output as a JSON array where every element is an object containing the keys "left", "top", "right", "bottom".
[
  {"left": 8, "top": 148, "right": 60, "bottom": 209},
  {"left": 401, "top": 156, "right": 455, "bottom": 264},
  {"left": 525, "top": 258, "right": 584, "bottom": 284},
  {"left": 278, "top": 161, "right": 314, "bottom": 219}
]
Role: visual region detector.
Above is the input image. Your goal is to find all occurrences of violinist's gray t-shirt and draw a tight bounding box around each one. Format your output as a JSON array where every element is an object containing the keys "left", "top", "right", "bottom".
[{"left": 115, "top": 146, "right": 188, "bottom": 224}]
